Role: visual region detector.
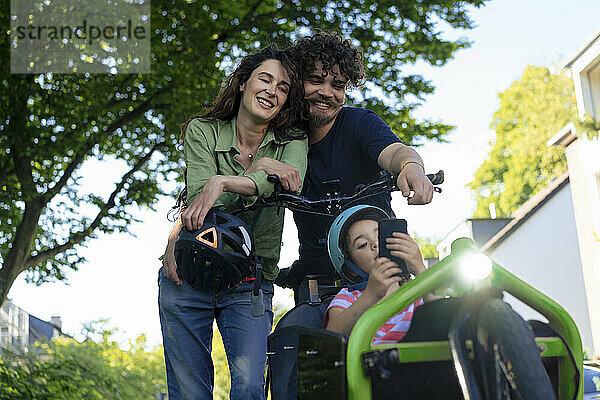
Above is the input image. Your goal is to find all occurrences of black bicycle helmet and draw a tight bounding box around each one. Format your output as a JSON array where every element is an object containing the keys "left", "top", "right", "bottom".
[{"left": 174, "top": 208, "right": 255, "bottom": 294}]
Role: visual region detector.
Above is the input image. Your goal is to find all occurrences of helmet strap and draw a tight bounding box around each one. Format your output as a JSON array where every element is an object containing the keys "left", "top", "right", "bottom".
[
  {"left": 341, "top": 260, "right": 369, "bottom": 291},
  {"left": 251, "top": 256, "right": 265, "bottom": 317},
  {"left": 344, "top": 259, "right": 369, "bottom": 282},
  {"left": 346, "top": 279, "right": 368, "bottom": 291},
  {"left": 252, "top": 256, "right": 264, "bottom": 296}
]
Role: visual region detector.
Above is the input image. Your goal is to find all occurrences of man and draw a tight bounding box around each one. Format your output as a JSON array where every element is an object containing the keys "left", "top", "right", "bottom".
[{"left": 246, "top": 32, "right": 433, "bottom": 325}]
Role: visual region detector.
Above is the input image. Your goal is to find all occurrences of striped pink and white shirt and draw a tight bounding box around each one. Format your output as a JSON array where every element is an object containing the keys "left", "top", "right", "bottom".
[{"left": 325, "top": 288, "right": 423, "bottom": 345}]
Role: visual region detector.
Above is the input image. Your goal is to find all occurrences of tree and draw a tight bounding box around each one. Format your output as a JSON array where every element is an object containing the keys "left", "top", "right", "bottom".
[
  {"left": 1, "top": 0, "right": 488, "bottom": 305},
  {"left": 468, "top": 66, "right": 577, "bottom": 218},
  {"left": 413, "top": 234, "right": 439, "bottom": 259},
  {"left": 0, "top": 322, "right": 167, "bottom": 399}
]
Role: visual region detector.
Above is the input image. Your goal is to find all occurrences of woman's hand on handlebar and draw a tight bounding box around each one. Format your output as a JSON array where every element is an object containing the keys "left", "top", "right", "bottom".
[
  {"left": 181, "top": 176, "right": 225, "bottom": 230},
  {"left": 397, "top": 163, "right": 434, "bottom": 205},
  {"left": 245, "top": 157, "right": 301, "bottom": 192}
]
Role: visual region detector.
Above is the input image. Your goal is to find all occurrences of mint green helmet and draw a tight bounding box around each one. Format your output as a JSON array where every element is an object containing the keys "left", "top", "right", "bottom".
[{"left": 327, "top": 205, "right": 389, "bottom": 283}]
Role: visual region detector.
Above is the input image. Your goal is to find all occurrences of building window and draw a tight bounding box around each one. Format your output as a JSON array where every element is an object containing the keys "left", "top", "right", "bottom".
[
  {"left": 1, "top": 327, "right": 8, "bottom": 346},
  {"left": 587, "top": 62, "right": 600, "bottom": 120}
]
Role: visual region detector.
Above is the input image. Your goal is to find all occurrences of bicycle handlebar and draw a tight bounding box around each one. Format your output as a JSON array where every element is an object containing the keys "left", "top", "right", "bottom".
[{"left": 239, "top": 169, "right": 444, "bottom": 217}]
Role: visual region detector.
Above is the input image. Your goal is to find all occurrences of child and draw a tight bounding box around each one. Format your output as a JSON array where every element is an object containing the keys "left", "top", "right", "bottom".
[{"left": 324, "top": 205, "right": 434, "bottom": 344}]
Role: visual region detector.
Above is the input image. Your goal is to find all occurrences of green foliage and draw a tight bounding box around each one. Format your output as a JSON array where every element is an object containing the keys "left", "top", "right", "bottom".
[
  {"left": 212, "top": 328, "right": 231, "bottom": 400},
  {"left": 272, "top": 300, "right": 292, "bottom": 329},
  {"left": 1, "top": 0, "right": 488, "bottom": 301},
  {"left": 0, "top": 322, "right": 166, "bottom": 399},
  {"left": 413, "top": 234, "right": 439, "bottom": 259},
  {"left": 574, "top": 111, "right": 600, "bottom": 139},
  {"left": 468, "top": 66, "right": 577, "bottom": 218}
]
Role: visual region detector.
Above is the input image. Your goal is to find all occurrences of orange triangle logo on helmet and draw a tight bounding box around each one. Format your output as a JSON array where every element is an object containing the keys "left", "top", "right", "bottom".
[{"left": 196, "top": 227, "right": 218, "bottom": 248}]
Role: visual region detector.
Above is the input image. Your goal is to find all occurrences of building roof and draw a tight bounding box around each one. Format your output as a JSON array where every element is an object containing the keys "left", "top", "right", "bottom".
[
  {"left": 547, "top": 123, "right": 578, "bottom": 148},
  {"left": 562, "top": 29, "right": 600, "bottom": 69},
  {"left": 481, "top": 171, "right": 570, "bottom": 252},
  {"left": 28, "top": 315, "right": 56, "bottom": 344}
]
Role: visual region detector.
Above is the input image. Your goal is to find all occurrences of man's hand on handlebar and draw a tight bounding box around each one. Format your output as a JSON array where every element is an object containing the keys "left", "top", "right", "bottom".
[
  {"left": 245, "top": 157, "right": 301, "bottom": 192},
  {"left": 397, "top": 163, "right": 434, "bottom": 205}
]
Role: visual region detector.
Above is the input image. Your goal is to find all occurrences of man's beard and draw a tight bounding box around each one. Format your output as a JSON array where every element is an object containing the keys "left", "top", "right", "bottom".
[
  {"left": 306, "top": 96, "right": 344, "bottom": 127},
  {"left": 308, "top": 109, "right": 338, "bottom": 127}
]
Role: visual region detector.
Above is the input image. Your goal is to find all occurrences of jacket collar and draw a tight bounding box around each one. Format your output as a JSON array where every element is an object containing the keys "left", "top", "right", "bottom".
[{"left": 215, "top": 116, "right": 279, "bottom": 152}]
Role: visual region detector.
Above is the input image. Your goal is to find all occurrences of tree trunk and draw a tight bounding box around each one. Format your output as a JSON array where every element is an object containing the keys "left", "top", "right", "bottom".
[{"left": 0, "top": 198, "right": 45, "bottom": 306}]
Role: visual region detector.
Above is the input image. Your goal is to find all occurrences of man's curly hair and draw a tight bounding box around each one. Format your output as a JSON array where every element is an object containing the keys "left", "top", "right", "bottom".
[{"left": 292, "top": 32, "right": 365, "bottom": 88}]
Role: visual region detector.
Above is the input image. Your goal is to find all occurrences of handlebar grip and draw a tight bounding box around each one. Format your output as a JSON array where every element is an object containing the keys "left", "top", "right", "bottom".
[
  {"left": 267, "top": 174, "right": 280, "bottom": 184},
  {"left": 267, "top": 174, "right": 284, "bottom": 196},
  {"left": 426, "top": 170, "right": 444, "bottom": 185}
]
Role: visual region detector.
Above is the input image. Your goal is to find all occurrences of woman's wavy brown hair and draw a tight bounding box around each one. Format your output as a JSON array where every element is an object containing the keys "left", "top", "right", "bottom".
[
  {"left": 292, "top": 32, "right": 366, "bottom": 88},
  {"left": 180, "top": 45, "right": 305, "bottom": 143}
]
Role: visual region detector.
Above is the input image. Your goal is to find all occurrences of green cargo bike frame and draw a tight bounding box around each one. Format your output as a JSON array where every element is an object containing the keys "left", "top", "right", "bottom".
[{"left": 346, "top": 237, "right": 584, "bottom": 400}]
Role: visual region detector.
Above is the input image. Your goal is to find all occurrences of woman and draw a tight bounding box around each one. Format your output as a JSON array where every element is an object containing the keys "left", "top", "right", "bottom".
[{"left": 158, "top": 45, "right": 308, "bottom": 400}]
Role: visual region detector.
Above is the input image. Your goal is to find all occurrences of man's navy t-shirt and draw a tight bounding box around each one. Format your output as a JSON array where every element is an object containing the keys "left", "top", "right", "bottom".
[{"left": 293, "top": 107, "right": 401, "bottom": 278}]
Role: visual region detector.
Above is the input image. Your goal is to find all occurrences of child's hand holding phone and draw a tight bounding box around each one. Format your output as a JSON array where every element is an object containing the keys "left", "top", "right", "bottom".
[
  {"left": 365, "top": 257, "right": 405, "bottom": 302},
  {"left": 385, "top": 233, "right": 426, "bottom": 276}
]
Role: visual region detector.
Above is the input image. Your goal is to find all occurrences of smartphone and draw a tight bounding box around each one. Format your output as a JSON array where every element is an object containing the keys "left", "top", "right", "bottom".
[{"left": 378, "top": 218, "right": 409, "bottom": 279}]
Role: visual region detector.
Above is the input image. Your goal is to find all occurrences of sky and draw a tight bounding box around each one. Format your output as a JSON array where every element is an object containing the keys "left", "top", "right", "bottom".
[{"left": 8, "top": 0, "right": 600, "bottom": 348}]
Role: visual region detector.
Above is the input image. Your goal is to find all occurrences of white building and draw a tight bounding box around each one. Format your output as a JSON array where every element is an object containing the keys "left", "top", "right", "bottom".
[
  {"left": 555, "top": 30, "right": 600, "bottom": 356},
  {"left": 0, "top": 301, "right": 29, "bottom": 348},
  {"left": 0, "top": 300, "right": 63, "bottom": 349},
  {"left": 563, "top": 29, "right": 600, "bottom": 122}
]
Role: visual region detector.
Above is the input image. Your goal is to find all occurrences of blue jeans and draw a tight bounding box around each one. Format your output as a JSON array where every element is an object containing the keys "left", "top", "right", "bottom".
[{"left": 158, "top": 268, "right": 273, "bottom": 400}]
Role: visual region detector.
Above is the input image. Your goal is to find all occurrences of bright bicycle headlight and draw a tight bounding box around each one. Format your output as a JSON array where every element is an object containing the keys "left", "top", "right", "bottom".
[{"left": 459, "top": 253, "right": 493, "bottom": 281}]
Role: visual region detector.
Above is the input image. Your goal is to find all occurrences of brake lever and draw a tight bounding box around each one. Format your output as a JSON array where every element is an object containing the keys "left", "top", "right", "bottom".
[
  {"left": 425, "top": 170, "right": 444, "bottom": 193},
  {"left": 426, "top": 170, "right": 444, "bottom": 185}
]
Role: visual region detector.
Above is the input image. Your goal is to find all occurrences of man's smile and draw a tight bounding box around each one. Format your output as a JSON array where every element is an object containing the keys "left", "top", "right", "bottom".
[{"left": 310, "top": 100, "right": 331, "bottom": 110}]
